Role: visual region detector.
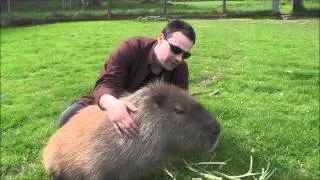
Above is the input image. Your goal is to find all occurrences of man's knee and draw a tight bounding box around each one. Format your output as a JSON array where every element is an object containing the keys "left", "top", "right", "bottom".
[{"left": 59, "top": 103, "right": 86, "bottom": 128}]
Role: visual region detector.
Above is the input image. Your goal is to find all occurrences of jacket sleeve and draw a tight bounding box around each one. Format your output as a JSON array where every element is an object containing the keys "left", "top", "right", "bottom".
[{"left": 92, "top": 39, "right": 138, "bottom": 104}]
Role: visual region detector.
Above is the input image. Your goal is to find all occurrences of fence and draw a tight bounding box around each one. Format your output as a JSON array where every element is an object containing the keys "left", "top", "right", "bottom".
[{"left": 1, "top": 0, "right": 319, "bottom": 22}]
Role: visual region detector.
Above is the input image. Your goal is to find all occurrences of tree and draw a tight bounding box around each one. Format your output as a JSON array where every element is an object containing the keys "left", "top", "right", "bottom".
[
  {"left": 164, "top": 0, "right": 167, "bottom": 15},
  {"left": 4, "top": 0, "right": 11, "bottom": 14},
  {"left": 88, "top": 0, "right": 100, "bottom": 6},
  {"left": 222, "top": 0, "right": 226, "bottom": 14},
  {"left": 292, "top": 0, "right": 305, "bottom": 12},
  {"left": 107, "top": 0, "right": 112, "bottom": 19},
  {"left": 272, "top": 0, "right": 279, "bottom": 13}
]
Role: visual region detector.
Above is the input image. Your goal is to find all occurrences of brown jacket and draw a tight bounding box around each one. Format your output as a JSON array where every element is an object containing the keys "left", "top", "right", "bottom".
[{"left": 77, "top": 37, "right": 189, "bottom": 106}]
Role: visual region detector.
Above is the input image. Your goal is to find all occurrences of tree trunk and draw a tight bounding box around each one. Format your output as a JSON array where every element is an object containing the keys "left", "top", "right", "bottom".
[
  {"left": 89, "top": 0, "right": 101, "bottom": 6},
  {"left": 222, "top": 0, "right": 226, "bottom": 14},
  {"left": 7, "top": 0, "right": 11, "bottom": 14},
  {"left": 292, "top": 0, "right": 305, "bottom": 12},
  {"left": 272, "top": 0, "right": 279, "bottom": 13},
  {"left": 164, "top": 0, "right": 167, "bottom": 15},
  {"left": 141, "top": 0, "right": 152, "bottom": 3},
  {"left": 62, "top": 0, "right": 65, "bottom": 10},
  {"left": 107, "top": 0, "right": 112, "bottom": 19}
]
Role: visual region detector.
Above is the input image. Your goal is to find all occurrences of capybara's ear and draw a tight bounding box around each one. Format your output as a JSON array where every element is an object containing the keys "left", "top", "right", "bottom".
[{"left": 153, "top": 92, "right": 166, "bottom": 107}]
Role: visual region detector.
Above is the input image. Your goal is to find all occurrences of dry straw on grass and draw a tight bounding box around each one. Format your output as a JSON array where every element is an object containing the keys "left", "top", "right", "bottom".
[{"left": 165, "top": 156, "right": 276, "bottom": 180}]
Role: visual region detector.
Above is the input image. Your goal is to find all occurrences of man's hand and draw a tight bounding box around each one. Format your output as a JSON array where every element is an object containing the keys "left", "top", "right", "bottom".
[{"left": 99, "top": 94, "right": 139, "bottom": 138}]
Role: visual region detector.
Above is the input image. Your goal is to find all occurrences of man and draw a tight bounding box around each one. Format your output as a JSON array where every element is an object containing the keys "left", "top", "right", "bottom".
[{"left": 59, "top": 19, "right": 196, "bottom": 138}]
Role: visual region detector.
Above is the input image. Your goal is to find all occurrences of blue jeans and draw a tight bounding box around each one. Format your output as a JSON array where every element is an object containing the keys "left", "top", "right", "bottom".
[{"left": 59, "top": 103, "right": 86, "bottom": 128}]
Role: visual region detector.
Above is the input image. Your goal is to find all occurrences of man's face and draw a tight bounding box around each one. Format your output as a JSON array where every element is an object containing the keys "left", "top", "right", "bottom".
[{"left": 156, "top": 31, "right": 193, "bottom": 71}]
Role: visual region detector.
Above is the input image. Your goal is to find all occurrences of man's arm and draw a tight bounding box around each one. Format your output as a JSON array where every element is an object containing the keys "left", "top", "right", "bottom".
[
  {"left": 93, "top": 40, "right": 135, "bottom": 102},
  {"left": 93, "top": 39, "right": 141, "bottom": 138}
]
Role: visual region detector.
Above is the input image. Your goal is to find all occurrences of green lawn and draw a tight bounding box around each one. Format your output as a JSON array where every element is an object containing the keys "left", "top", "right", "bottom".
[
  {"left": 1, "top": 19, "right": 319, "bottom": 179},
  {"left": 1, "top": 0, "right": 319, "bottom": 20}
]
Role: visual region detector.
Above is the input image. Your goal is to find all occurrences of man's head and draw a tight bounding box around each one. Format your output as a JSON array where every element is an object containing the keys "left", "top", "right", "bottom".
[{"left": 154, "top": 20, "right": 196, "bottom": 71}]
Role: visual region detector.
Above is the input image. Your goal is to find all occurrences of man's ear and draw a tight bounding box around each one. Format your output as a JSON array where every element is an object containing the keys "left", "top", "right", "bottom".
[{"left": 157, "top": 33, "right": 165, "bottom": 42}]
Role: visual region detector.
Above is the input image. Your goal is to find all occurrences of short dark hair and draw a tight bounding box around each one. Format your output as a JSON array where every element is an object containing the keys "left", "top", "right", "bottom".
[{"left": 161, "top": 19, "right": 196, "bottom": 45}]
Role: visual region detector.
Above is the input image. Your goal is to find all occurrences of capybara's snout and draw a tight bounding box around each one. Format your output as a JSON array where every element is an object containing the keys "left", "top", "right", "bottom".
[
  {"left": 200, "top": 110, "right": 220, "bottom": 136},
  {"left": 200, "top": 114, "right": 221, "bottom": 150},
  {"left": 209, "top": 119, "right": 220, "bottom": 146},
  {"left": 211, "top": 119, "right": 220, "bottom": 136},
  {"left": 205, "top": 119, "right": 221, "bottom": 144}
]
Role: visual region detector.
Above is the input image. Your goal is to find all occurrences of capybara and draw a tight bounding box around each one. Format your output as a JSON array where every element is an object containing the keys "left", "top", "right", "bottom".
[{"left": 43, "top": 82, "right": 220, "bottom": 180}]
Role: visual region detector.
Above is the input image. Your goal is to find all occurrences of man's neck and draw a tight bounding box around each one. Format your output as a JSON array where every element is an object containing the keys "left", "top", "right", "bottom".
[
  {"left": 150, "top": 62, "right": 163, "bottom": 75},
  {"left": 152, "top": 41, "right": 164, "bottom": 75}
]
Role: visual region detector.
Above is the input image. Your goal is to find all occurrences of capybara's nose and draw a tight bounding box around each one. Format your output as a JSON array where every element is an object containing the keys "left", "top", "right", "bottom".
[{"left": 203, "top": 120, "right": 220, "bottom": 136}]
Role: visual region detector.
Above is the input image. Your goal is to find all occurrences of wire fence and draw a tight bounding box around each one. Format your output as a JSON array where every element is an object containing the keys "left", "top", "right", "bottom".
[{"left": 1, "top": 0, "right": 319, "bottom": 21}]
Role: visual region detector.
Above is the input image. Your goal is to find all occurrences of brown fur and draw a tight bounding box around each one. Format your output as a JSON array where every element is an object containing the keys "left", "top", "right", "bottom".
[{"left": 43, "top": 83, "right": 220, "bottom": 180}]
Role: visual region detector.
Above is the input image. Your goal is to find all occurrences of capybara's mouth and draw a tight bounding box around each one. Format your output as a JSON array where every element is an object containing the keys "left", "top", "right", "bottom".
[{"left": 209, "top": 135, "right": 220, "bottom": 152}]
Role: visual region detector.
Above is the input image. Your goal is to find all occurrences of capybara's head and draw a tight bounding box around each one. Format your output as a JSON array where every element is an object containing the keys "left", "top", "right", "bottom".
[{"left": 129, "top": 83, "right": 220, "bottom": 154}]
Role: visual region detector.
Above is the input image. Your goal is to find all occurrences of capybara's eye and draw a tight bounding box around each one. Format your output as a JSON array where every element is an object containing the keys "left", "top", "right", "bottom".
[{"left": 173, "top": 106, "right": 185, "bottom": 114}]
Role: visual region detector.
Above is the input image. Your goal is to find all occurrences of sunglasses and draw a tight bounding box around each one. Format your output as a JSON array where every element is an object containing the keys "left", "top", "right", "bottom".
[{"left": 164, "top": 37, "right": 191, "bottom": 59}]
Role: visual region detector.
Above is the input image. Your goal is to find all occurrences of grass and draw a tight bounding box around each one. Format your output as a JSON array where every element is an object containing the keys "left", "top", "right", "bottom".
[
  {"left": 1, "top": 0, "right": 319, "bottom": 20},
  {"left": 1, "top": 19, "right": 319, "bottom": 179}
]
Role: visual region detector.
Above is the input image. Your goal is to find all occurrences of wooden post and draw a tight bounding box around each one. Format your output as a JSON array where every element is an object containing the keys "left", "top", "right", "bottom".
[
  {"left": 272, "top": 0, "right": 279, "bottom": 13},
  {"left": 222, "top": 0, "right": 226, "bottom": 14}
]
